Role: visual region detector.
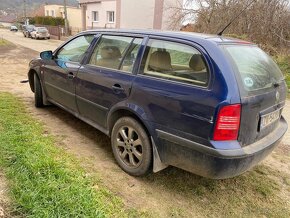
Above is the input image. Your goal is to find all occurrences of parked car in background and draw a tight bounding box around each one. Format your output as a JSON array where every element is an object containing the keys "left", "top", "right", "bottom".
[
  {"left": 22, "top": 25, "right": 35, "bottom": 38},
  {"left": 27, "top": 29, "right": 288, "bottom": 179},
  {"left": 10, "top": 25, "right": 18, "bottom": 32},
  {"left": 30, "top": 27, "right": 50, "bottom": 40}
]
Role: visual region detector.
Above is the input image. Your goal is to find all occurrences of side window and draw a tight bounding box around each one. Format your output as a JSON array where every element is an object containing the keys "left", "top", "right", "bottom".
[
  {"left": 141, "top": 39, "right": 209, "bottom": 86},
  {"left": 57, "top": 35, "right": 94, "bottom": 63},
  {"left": 89, "top": 35, "right": 135, "bottom": 71},
  {"left": 120, "top": 38, "right": 142, "bottom": 73}
]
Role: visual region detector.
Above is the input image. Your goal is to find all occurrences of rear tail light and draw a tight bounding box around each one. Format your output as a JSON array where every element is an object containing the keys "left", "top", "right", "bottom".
[{"left": 213, "top": 104, "right": 241, "bottom": 141}]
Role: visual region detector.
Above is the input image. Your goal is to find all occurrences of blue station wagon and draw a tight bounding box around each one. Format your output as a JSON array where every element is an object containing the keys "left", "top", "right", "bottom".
[{"left": 28, "top": 29, "right": 288, "bottom": 179}]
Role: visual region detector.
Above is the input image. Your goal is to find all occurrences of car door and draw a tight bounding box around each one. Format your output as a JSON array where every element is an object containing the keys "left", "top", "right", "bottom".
[
  {"left": 42, "top": 34, "right": 94, "bottom": 112},
  {"left": 75, "top": 35, "right": 143, "bottom": 129},
  {"left": 131, "top": 38, "right": 216, "bottom": 145}
]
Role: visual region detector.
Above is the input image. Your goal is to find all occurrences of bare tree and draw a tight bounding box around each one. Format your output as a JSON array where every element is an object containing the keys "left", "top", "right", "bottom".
[{"left": 169, "top": 0, "right": 290, "bottom": 54}]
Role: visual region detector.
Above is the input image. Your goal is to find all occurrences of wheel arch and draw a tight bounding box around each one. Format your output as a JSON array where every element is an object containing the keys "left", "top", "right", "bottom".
[
  {"left": 28, "top": 69, "right": 38, "bottom": 92},
  {"left": 108, "top": 106, "right": 168, "bottom": 173},
  {"left": 28, "top": 68, "right": 51, "bottom": 106},
  {"left": 108, "top": 108, "right": 152, "bottom": 138}
]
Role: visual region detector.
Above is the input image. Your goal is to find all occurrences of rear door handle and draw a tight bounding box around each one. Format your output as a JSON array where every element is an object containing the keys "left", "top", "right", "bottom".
[
  {"left": 112, "top": 84, "right": 124, "bottom": 92},
  {"left": 67, "top": 72, "right": 75, "bottom": 79}
]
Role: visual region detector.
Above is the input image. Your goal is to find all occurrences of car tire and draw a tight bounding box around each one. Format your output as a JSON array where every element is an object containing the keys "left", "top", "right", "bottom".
[
  {"left": 111, "top": 117, "right": 152, "bottom": 176},
  {"left": 34, "top": 74, "right": 44, "bottom": 108}
]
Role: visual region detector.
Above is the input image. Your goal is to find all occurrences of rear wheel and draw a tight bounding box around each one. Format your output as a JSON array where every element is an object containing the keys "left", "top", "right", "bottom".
[
  {"left": 111, "top": 117, "right": 152, "bottom": 176},
  {"left": 34, "top": 74, "right": 44, "bottom": 108}
]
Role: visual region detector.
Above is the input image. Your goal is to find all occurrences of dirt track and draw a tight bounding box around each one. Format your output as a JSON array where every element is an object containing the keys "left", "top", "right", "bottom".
[{"left": 0, "top": 29, "right": 290, "bottom": 217}]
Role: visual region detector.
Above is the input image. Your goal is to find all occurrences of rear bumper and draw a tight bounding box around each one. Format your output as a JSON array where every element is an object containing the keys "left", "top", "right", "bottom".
[
  {"left": 156, "top": 116, "right": 287, "bottom": 179},
  {"left": 35, "top": 34, "right": 50, "bottom": 38}
]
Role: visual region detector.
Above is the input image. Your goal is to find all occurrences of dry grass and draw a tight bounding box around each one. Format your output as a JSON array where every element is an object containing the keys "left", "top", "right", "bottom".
[{"left": 0, "top": 39, "right": 10, "bottom": 46}]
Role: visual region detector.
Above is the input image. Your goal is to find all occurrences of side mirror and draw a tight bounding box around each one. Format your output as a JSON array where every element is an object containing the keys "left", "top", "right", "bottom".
[{"left": 40, "top": 51, "right": 53, "bottom": 60}]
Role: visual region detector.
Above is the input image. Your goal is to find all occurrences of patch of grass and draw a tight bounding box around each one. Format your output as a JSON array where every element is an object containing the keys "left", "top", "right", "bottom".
[
  {"left": 0, "top": 38, "right": 10, "bottom": 46},
  {"left": 169, "top": 207, "right": 185, "bottom": 217},
  {"left": 275, "top": 55, "right": 290, "bottom": 92},
  {"left": 224, "top": 33, "right": 249, "bottom": 41},
  {"left": 284, "top": 178, "right": 290, "bottom": 186},
  {"left": 0, "top": 92, "right": 137, "bottom": 217},
  {"left": 146, "top": 164, "right": 290, "bottom": 217}
]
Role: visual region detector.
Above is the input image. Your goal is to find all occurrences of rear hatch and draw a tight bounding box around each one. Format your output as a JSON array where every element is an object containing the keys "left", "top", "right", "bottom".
[
  {"left": 37, "top": 28, "right": 48, "bottom": 35},
  {"left": 223, "top": 44, "right": 287, "bottom": 146}
]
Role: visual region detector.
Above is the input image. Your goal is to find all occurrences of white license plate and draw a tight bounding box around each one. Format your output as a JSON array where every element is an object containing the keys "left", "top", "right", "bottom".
[{"left": 260, "top": 109, "right": 281, "bottom": 129}]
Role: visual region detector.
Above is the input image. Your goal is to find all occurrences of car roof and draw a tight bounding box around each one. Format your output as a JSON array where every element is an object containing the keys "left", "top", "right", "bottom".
[{"left": 81, "top": 29, "right": 253, "bottom": 45}]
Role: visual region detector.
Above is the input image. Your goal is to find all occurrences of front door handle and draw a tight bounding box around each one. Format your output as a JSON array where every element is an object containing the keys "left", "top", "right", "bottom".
[
  {"left": 67, "top": 72, "right": 75, "bottom": 79},
  {"left": 112, "top": 84, "right": 124, "bottom": 93}
]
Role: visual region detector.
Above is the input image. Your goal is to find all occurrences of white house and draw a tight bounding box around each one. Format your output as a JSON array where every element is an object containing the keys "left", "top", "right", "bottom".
[{"left": 79, "top": 0, "right": 182, "bottom": 30}]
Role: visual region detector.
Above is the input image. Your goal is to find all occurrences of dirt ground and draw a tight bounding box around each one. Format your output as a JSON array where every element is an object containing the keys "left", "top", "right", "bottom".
[{"left": 0, "top": 29, "right": 290, "bottom": 217}]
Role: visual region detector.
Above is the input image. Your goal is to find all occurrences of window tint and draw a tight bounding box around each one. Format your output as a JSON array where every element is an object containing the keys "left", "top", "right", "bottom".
[
  {"left": 141, "top": 39, "right": 209, "bottom": 86},
  {"left": 120, "top": 38, "right": 142, "bottom": 73},
  {"left": 89, "top": 35, "right": 134, "bottom": 70},
  {"left": 57, "top": 35, "right": 94, "bottom": 63}
]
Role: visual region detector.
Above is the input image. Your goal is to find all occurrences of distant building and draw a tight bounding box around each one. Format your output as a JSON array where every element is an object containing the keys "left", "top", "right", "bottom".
[
  {"left": 0, "top": 14, "right": 17, "bottom": 27},
  {"left": 29, "top": 5, "right": 45, "bottom": 17},
  {"left": 79, "top": 0, "right": 182, "bottom": 30},
  {"left": 44, "top": 5, "right": 82, "bottom": 33}
]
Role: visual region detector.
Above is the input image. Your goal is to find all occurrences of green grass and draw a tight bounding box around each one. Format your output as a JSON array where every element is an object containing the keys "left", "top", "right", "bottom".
[
  {"left": 145, "top": 165, "right": 290, "bottom": 217},
  {"left": 275, "top": 55, "right": 290, "bottom": 92},
  {"left": 0, "top": 92, "right": 135, "bottom": 217}
]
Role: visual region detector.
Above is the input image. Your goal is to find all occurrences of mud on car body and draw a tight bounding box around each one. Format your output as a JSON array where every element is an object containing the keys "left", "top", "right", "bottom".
[{"left": 28, "top": 29, "right": 288, "bottom": 179}]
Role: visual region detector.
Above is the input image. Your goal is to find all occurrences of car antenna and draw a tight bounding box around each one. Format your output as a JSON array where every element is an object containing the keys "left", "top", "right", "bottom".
[{"left": 217, "top": 0, "right": 256, "bottom": 36}]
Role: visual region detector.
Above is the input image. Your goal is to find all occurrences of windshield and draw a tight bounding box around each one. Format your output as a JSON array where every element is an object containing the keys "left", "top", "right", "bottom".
[
  {"left": 224, "top": 45, "right": 283, "bottom": 92},
  {"left": 27, "top": 25, "right": 35, "bottom": 31}
]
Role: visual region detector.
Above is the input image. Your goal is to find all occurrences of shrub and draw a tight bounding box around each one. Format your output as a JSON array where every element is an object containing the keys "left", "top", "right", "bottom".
[{"left": 30, "top": 16, "right": 65, "bottom": 26}]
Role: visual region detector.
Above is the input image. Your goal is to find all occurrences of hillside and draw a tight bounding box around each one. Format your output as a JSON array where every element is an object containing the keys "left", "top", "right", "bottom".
[{"left": 0, "top": 0, "right": 78, "bottom": 15}]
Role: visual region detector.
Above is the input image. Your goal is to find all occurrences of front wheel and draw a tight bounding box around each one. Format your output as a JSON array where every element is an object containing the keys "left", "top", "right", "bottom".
[
  {"left": 34, "top": 74, "right": 44, "bottom": 108},
  {"left": 111, "top": 117, "right": 152, "bottom": 176}
]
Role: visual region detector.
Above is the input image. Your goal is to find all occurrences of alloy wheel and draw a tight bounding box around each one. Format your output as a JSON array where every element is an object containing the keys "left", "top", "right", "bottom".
[{"left": 116, "top": 126, "right": 143, "bottom": 168}]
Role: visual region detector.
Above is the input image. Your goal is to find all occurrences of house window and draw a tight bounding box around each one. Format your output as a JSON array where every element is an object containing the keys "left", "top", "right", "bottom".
[
  {"left": 107, "top": 11, "right": 115, "bottom": 23},
  {"left": 51, "top": 10, "right": 55, "bottom": 17},
  {"left": 46, "top": 10, "right": 49, "bottom": 16},
  {"left": 92, "top": 11, "right": 99, "bottom": 22}
]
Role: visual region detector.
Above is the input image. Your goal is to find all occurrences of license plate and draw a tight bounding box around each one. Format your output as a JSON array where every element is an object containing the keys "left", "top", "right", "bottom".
[{"left": 260, "top": 109, "right": 281, "bottom": 129}]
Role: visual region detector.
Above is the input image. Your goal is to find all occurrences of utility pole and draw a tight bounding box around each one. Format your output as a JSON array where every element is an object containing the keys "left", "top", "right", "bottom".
[
  {"left": 63, "top": 0, "right": 69, "bottom": 36},
  {"left": 24, "top": 0, "right": 27, "bottom": 25}
]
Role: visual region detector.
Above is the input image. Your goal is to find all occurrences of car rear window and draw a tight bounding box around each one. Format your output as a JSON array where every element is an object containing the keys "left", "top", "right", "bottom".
[
  {"left": 27, "top": 25, "right": 35, "bottom": 31},
  {"left": 37, "top": 28, "right": 48, "bottom": 32},
  {"left": 224, "top": 45, "right": 283, "bottom": 92}
]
